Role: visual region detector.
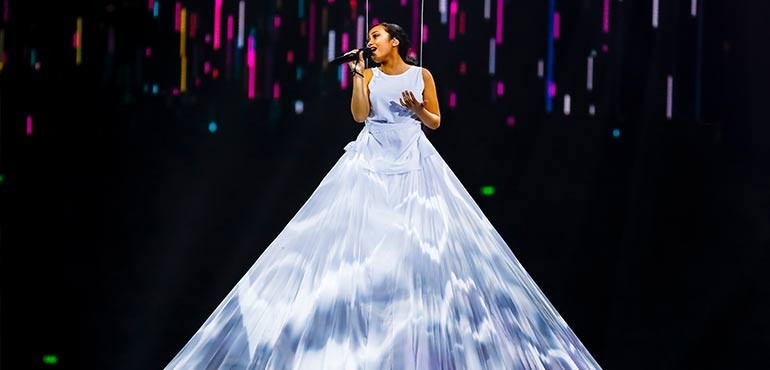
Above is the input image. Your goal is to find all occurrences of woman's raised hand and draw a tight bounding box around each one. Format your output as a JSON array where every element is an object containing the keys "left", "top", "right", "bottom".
[{"left": 400, "top": 90, "right": 426, "bottom": 112}]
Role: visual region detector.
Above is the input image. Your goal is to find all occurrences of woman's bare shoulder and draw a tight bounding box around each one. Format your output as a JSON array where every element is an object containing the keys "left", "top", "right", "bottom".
[{"left": 421, "top": 67, "right": 435, "bottom": 82}]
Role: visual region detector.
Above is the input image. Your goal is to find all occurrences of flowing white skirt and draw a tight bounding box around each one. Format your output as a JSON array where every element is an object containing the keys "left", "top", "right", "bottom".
[{"left": 165, "top": 121, "right": 602, "bottom": 370}]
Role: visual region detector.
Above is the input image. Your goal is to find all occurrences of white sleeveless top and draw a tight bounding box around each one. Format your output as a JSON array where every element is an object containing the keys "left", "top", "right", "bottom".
[
  {"left": 343, "top": 64, "right": 438, "bottom": 174},
  {"left": 366, "top": 65, "right": 424, "bottom": 125}
]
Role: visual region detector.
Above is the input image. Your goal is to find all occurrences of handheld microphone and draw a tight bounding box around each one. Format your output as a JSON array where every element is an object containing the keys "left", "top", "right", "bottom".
[{"left": 330, "top": 48, "right": 374, "bottom": 65}]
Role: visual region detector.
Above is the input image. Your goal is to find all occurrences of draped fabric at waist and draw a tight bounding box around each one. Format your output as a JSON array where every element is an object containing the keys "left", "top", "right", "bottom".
[{"left": 343, "top": 120, "right": 438, "bottom": 174}]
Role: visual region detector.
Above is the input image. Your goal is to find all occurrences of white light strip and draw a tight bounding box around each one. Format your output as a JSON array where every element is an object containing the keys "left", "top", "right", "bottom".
[
  {"left": 587, "top": 55, "right": 594, "bottom": 91},
  {"left": 237, "top": 1, "right": 245, "bottom": 48},
  {"left": 489, "top": 38, "right": 496, "bottom": 75},
  {"left": 328, "top": 30, "right": 336, "bottom": 62},
  {"left": 666, "top": 75, "right": 673, "bottom": 119}
]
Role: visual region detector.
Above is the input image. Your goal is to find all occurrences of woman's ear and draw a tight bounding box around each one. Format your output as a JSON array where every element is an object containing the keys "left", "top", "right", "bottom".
[{"left": 392, "top": 39, "right": 399, "bottom": 46}]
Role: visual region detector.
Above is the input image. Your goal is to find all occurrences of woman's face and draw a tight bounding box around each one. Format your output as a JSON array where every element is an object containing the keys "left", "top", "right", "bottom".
[{"left": 366, "top": 25, "right": 395, "bottom": 63}]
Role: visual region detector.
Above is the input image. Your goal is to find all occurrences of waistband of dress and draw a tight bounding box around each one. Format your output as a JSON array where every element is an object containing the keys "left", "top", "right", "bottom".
[{"left": 364, "top": 120, "right": 421, "bottom": 132}]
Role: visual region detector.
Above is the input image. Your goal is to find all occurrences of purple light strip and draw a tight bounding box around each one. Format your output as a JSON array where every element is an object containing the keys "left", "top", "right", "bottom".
[
  {"left": 26, "top": 115, "right": 32, "bottom": 136},
  {"left": 247, "top": 36, "right": 255, "bottom": 99},
  {"left": 214, "top": 0, "right": 222, "bottom": 50},
  {"left": 553, "top": 12, "right": 560, "bottom": 39},
  {"left": 341, "top": 32, "right": 349, "bottom": 89},
  {"left": 603, "top": 0, "right": 610, "bottom": 33}
]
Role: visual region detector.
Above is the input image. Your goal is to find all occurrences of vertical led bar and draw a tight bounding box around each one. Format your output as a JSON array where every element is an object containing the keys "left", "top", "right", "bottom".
[
  {"left": 356, "top": 15, "right": 364, "bottom": 48},
  {"left": 274, "top": 15, "right": 281, "bottom": 30},
  {"left": 448, "top": 0, "right": 457, "bottom": 40},
  {"left": 439, "top": 0, "right": 447, "bottom": 24},
  {"left": 341, "top": 32, "right": 349, "bottom": 89},
  {"left": 484, "top": 0, "right": 490, "bottom": 20},
  {"left": 214, "top": 0, "right": 222, "bottom": 50},
  {"left": 327, "top": 30, "right": 336, "bottom": 62},
  {"left": 587, "top": 51, "right": 595, "bottom": 91},
  {"left": 273, "top": 82, "right": 280, "bottom": 100},
  {"left": 153, "top": 1, "right": 159, "bottom": 18},
  {"left": 190, "top": 13, "right": 198, "bottom": 37},
  {"left": 488, "top": 38, "right": 496, "bottom": 76},
  {"left": 603, "top": 0, "right": 610, "bottom": 33},
  {"left": 652, "top": 0, "right": 659, "bottom": 29},
  {"left": 0, "top": 29, "right": 5, "bottom": 72},
  {"left": 309, "top": 1, "right": 316, "bottom": 61},
  {"left": 496, "top": 0, "right": 503, "bottom": 45},
  {"left": 148, "top": 0, "right": 154, "bottom": 12},
  {"left": 553, "top": 12, "right": 560, "bottom": 40},
  {"left": 299, "top": 0, "right": 306, "bottom": 19},
  {"left": 174, "top": 2, "right": 181, "bottom": 31},
  {"left": 227, "top": 15, "right": 234, "bottom": 42},
  {"left": 75, "top": 17, "right": 83, "bottom": 65},
  {"left": 545, "top": 0, "right": 555, "bottom": 112},
  {"left": 564, "top": 94, "right": 571, "bottom": 115},
  {"left": 26, "top": 115, "right": 32, "bottom": 136},
  {"left": 423, "top": 25, "right": 428, "bottom": 43},
  {"left": 691, "top": 0, "right": 697, "bottom": 17},
  {"left": 237, "top": 1, "right": 245, "bottom": 48},
  {"left": 496, "top": 82, "right": 504, "bottom": 96},
  {"left": 247, "top": 35, "right": 255, "bottom": 99},
  {"left": 449, "top": 91, "right": 456, "bottom": 109},
  {"left": 180, "top": 8, "right": 187, "bottom": 92},
  {"left": 180, "top": 9, "right": 187, "bottom": 57},
  {"left": 666, "top": 75, "right": 673, "bottom": 119},
  {"left": 537, "top": 59, "right": 544, "bottom": 78}
]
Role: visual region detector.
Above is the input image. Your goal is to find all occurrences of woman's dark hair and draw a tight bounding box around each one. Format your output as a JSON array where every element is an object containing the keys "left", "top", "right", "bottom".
[{"left": 369, "top": 22, "right": 419, "bottom": 66}]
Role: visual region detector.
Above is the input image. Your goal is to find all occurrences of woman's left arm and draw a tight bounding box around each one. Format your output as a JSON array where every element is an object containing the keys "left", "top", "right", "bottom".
[{"left": 401, "top": 68, "right": 441, "bottom": 130}]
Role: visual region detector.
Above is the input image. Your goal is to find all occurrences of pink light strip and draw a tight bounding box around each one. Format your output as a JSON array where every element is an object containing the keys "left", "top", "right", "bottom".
[
  {"left": 214, "top": 0, "right": 222, "bottom": 50},
  {"left": 449, "top": 91, "right": 456, "bottom": 108},
  {"left": 247, "top": 36, "right": 255, "bottom": 99},
  {"left": 274, "top": 15, "right": 281, "bottom": 30},
  {"left": 602, "top": 0, "right": 610, "bottom": 33},
  {"left": 341, "top": 32, "right": 349, "bottom": 89},
  {"left": 26, "top": 115, "right": 32, "bottom": 136},
  {"left": 273, "top": 82, "right": 280, "bottom": 100},
  {"left": 174, "top": 2, "right": 181, "bottom": 31},
  {"left": 148, "top": 0, "right": 154, "bottom": 12}
]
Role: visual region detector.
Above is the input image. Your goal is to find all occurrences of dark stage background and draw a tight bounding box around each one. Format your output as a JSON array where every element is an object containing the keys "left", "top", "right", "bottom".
[{"left": 2, "top": 0, "right": 769, "bottom": 369}]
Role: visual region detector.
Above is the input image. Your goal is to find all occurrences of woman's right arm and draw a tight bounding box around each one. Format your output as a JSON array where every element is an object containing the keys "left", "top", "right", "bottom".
[{"left": 347, "top": 50, "right": 371, "bottom": 123}]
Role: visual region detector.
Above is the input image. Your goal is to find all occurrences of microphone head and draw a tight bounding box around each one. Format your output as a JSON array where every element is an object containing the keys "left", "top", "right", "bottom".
[{"left": 362, "top": 47, "right": 374, "bottom": 58}]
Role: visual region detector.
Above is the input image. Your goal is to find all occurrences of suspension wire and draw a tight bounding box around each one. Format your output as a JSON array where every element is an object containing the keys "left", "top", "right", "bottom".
[{"left": 365, "top": 1, "right": 369, "bottom": 69}]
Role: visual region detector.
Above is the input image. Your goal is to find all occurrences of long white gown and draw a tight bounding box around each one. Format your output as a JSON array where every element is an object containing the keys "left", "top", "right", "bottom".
[{"left": 165, "top": 65, "right": 602, "bottom": 369}]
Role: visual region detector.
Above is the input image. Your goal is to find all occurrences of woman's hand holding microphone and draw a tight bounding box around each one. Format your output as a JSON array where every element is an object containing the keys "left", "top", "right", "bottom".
[{"left": 345, "top": 49, "right": 366, "bottom": 78}]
